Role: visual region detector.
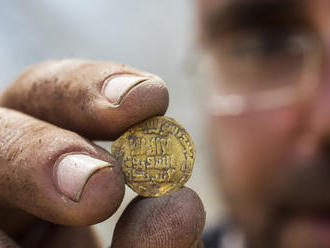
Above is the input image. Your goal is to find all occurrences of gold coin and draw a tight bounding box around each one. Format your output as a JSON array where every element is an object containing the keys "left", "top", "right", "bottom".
[{"left": 111, "top": 116, "right": 195, "bottom": 197}]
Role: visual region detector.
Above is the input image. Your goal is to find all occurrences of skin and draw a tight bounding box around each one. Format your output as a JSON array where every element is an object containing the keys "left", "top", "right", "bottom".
[
  {"left": 0, "top": 60, "right": 205, "bottom": 247},
  {"left": 199, "top": 0, "right": 330, "bottom": 247}
]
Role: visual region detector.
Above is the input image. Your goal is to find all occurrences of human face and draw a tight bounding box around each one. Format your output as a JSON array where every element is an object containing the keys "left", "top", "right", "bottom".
[{"left": 200, "top": 0, "right": 330, "bottom": 247}]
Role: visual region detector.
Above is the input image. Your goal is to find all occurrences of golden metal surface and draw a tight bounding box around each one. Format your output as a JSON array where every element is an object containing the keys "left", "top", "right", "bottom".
[{"left": 111, "top": 116, "right": 195, "bottom": 197}]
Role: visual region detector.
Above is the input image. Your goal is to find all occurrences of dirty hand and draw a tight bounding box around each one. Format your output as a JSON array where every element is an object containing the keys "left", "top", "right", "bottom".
[{"left": 0, "top": 60, "right": 205, "bottom": 248}]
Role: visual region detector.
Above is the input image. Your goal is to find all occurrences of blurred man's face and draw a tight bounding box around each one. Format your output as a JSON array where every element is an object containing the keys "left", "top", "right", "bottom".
[{"left": 200, "top": 0, "right": 330, "bottom": 247}]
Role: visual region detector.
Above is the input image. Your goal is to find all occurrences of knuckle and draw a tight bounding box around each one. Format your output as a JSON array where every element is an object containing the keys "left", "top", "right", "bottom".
[{"left": 0, "top": 111, "right": 50, "bottom": 163}]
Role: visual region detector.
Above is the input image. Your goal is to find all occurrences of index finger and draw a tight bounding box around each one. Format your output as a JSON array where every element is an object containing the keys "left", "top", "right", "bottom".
[{"left": 0, "top": 59, "right": 169, "bottom": 140}]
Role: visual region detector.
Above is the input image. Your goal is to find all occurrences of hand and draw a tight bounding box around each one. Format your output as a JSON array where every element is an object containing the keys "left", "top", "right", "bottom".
[{"left": 0, "top": 60, "right": 205, "bottom": 248}]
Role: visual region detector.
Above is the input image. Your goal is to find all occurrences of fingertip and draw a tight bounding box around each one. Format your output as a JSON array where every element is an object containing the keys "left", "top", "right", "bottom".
[
  {"left": 51, "top": 151, "right": 126, "bottom": 226},
  {"left": 94, "top": 76, "right": 169, "bottom": 139},
  {"left": 111, "top": 187, "right": 206, "bottom": 248},
  {"left": 67, "top": 166, "right": 125, "bottom": 225}
]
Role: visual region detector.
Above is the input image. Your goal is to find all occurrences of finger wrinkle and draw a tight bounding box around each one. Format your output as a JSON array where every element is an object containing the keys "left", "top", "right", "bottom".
[{"left": 0, "top": 120, "right": 49, "bottom": 164}]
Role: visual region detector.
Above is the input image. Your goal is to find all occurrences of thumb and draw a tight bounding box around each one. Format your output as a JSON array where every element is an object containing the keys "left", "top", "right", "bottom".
[
  {"left": 111, "top": 187, "right": 206, "bottom": 248},
  {"left": 0, "top": 231, "right": 20, "bottom": 248},
  {"left": 0, "top": 107, "right": 124, "bottom": 226}
]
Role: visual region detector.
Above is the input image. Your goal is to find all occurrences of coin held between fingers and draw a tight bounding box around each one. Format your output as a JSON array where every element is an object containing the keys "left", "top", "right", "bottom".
[{"left": 111, "top": 116, "right": 196, "bottom": 197}]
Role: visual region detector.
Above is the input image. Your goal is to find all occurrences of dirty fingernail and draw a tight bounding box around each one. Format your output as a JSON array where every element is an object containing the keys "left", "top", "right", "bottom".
[
  {"left": 54, "top": 153, "right": 112, "bottom": 202},
  {"left": 102, "top": 75, "right": 149, "bottom": 105}
]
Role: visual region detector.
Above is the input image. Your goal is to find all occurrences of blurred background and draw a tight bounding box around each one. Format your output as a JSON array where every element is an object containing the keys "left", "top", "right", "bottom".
[{"left": 0, "top": 0, "right": 224, "bottom": 246}]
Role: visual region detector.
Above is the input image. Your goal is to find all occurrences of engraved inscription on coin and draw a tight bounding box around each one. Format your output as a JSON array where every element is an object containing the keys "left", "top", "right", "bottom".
[{"left": 111, "top": 116, "right": 195, "bottom": 197}]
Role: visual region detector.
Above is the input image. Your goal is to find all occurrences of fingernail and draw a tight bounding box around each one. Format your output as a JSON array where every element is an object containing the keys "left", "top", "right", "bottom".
[
  {"left": 54, "top": 153, "right": 112, "bottom": 202},
  {"left": 102, "top": 75, "right": 149, "bottom": 105}
]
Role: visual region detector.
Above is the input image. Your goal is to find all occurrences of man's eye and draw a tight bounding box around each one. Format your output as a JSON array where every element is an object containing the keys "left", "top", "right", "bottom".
[
  {"left": 229, "top": 31, "right": 307, "bottom": 59},
  {"left": 214, "top": 30, "right": 321, "bottom": 94}
]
